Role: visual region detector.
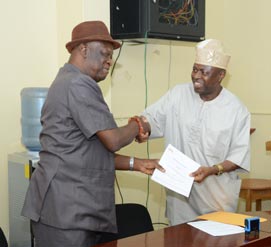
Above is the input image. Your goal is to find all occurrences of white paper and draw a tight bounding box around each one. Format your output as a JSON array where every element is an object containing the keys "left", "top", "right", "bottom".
[
  {"left": 151, "top": 144, "right": 200, "bottom": 197},
  {"left": 187, "top": 220, "right": 245, "bottom": 236}
]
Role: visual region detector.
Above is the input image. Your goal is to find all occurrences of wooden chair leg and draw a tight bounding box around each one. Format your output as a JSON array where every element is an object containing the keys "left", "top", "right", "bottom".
[
  {"left": 256, "top": 200, "right": 262, "bottom": 211},
  {"left": 246, "top": 193, "right": 252, "bottom": 211}
]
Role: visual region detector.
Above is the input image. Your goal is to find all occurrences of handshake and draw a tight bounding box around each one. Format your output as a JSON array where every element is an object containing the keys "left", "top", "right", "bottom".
[{"left": 128, "top": 115, "right": 151, "bottom": 143}]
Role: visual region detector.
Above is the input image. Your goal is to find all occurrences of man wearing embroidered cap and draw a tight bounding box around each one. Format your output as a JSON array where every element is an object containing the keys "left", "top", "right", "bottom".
[
  {"left": 21, "top": 21, "right": 164, "bottom": 247},
  {"left": 138, "top": 39, "right": 250, "bottom": 225}
]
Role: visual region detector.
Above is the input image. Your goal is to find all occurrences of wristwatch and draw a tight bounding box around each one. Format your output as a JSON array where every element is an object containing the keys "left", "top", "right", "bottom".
[
  {"left": 213, "top": 164, "right": 224, "bottom": 176},
  {"left": 129, "top": 157, "right": 134, "bottom": 171}
]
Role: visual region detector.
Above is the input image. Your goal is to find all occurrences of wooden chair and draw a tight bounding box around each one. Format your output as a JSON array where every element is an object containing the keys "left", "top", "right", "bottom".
[{"left": 239, "top": 178, "right": 271, "bottom": 211}]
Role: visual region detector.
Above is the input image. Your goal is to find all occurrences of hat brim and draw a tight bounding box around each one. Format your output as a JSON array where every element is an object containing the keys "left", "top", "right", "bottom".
[{"left": 66, "top": 36, "right": 121, "bottom": 53}]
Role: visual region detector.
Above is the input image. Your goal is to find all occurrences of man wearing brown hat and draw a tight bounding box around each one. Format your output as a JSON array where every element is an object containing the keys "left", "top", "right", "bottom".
[
  {"left": 21, "top": 21, "right": 164, "bottom": 247},
  {"left": 137, "top": 39, "right": 250, "bottom": 225}
]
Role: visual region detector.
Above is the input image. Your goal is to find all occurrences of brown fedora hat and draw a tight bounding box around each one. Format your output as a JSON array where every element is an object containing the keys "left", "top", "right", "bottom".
[{"left": 66, "top": 21, "right": 121, "bottom": 53}]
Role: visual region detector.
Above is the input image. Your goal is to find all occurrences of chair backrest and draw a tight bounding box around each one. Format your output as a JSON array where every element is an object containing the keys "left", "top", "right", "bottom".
[
  {"left": 0, "top": 227, "right": 8, "bottom": 247},
  {"left": 100, "top": 203, "right": 154, "bottom": 243}
]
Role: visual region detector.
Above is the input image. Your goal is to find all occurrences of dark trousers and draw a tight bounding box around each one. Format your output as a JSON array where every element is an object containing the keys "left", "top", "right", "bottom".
[{"left": 31, "top": 221, "right": 108, "bottom": 247}]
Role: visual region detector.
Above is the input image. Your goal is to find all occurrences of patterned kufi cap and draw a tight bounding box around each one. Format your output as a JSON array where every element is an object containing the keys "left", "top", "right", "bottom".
[{"left": 195, "top": 39, "right": 231, "bottom": 69}]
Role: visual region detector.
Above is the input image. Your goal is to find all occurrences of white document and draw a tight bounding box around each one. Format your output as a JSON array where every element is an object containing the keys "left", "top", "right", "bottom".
[
  {"left": 187, "top": 220, "right": 245, "bottom": 236},
  {"left": 151, "top": 144, "right": 200, "bottom": 197}
]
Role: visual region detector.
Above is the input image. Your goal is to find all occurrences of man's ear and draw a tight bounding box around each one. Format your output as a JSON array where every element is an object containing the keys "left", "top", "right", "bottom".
[
  {"left": 219, "top": 69, "right": 226, "bottom": 81},
  {"left": 78, "top": 43, "right": 87, "bottom": 56}
]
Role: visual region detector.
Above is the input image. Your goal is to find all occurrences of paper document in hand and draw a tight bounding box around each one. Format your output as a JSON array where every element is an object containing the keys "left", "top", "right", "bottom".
[{"left": 151, "top": 144, "right": 200, "bottom": 197}]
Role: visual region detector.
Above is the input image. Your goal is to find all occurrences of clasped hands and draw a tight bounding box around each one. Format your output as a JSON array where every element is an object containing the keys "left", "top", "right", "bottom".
[{"left": 129, "top": 115, "right": 150, "bottom": 143}]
